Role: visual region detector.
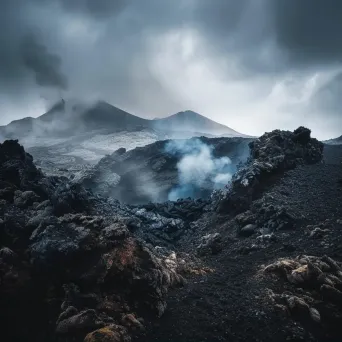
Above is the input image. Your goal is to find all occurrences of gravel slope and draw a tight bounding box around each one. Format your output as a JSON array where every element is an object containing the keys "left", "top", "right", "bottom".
[{"left": 135, "top": 144, "right": 342, "bottom": 342}]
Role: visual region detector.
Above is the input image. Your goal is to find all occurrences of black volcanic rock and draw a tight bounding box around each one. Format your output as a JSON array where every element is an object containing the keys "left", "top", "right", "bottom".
[
  {"left": 0, "top": 140, "right": 184, "bottom": 342},
  {"left": 216, "top": 127, "right": 324, "bottom": 213},
  {"left": 0, "top": 139, "right": 43, "bottom": 188}
]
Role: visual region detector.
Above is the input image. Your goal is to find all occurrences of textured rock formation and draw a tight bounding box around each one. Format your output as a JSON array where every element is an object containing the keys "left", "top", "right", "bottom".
[
  {"left": 216, "top": 127, "right": 324, "bottom": 213},
  {"left": 0, "top": 140, "right": 184, "bottom": 342}
]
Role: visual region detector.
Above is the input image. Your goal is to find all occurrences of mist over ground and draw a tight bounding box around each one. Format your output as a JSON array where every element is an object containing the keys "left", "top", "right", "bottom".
[
  {"left": 165, "top": 139, "right": 235, "bottom": 201},
  {"left": 1, "top": 0, "right": 342, "bottom": 139}
]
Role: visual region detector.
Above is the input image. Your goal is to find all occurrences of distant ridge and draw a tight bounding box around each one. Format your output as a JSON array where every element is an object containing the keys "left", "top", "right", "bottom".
[
  {"left": 0, "top": 100, "right": 246, "bottom": 139},
  {"left": 324, "top": 135, "right": 342, "bottom": 145}
]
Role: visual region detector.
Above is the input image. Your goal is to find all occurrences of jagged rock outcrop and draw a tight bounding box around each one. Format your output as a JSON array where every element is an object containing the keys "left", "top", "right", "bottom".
[
  {"left": 0, "top": 140, "right": 184, "bottom": 342},
  {"left": 216, "top": 127, "right": 324, "bottom": 213}
]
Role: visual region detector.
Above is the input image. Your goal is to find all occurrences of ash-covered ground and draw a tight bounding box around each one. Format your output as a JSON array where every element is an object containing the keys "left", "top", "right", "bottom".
[{"left": 1, "top": 127, "right": 342, "bottom": 342}]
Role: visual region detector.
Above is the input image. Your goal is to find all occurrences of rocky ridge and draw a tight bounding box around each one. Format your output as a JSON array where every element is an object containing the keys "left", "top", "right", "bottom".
[{"left": 215, "top": 127, "right": 324, "bottom": 213}]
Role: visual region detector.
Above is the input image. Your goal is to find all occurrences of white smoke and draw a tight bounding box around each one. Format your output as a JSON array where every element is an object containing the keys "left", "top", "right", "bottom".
[{"left": 165, "top": 138, "right": 233, "bottom": 201}]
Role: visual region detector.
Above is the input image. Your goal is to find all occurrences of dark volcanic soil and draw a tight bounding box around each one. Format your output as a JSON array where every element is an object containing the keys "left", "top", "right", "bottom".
[{"left": 134, "top": 144, "right": 342, "bottom": 342}]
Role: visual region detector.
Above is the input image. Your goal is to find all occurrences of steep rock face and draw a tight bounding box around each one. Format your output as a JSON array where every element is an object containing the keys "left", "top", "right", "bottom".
[
  {"left": 216, "top": 127, "right": 324, "bottom": 213},
  {"left": 0, "top": 140, "right": 184, "bottom": 342},
  {"left": 0, "top": 139, "right": 44, "bottom": 194}
]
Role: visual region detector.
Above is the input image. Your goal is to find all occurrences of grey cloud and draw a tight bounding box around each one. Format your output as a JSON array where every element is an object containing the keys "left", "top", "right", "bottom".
[
  {"left": 189, "top": 0, "right": 342, "bottom": 74},
  {"left": 312, "top": 72, "right": 342, "bottom": 113},
  {"left": 21, "top": 34, "right": 68, "bottom": 89},
  {"left": 0, "top": 0, "right": 341, "bottom": 137},
  {"left": 272, "top": 0, "right": 342, "bottom": 66},
  {"left": 0, "top": 0, "right": 67, "bottom": 95},
  {"left": 57, "top": 0, "right": 126, "bottom": 18}
]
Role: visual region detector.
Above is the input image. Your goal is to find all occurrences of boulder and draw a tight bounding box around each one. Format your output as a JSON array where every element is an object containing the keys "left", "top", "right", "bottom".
[
  {"left": 84, "top": 325, "right": 130, "bottom": 342},
  {"left": 196, "top": 233, "right": 222, "bottom": 255},
  {"left": 56, "top": 309, "right": 104, "bottom": 335},
  {"left": 240, "top": 224, "right": 257, "bottom": 237},
  {"left": 13, "top": 190, "right": 40, "bottom": 208}
]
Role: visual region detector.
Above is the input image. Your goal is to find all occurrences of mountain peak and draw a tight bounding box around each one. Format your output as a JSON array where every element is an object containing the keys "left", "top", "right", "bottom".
[
  {"left": 1, "top": 100, "right": 247, "bottom": 140},
  {"left": 153, "top": 110, "right": 245, "bottom": 137},
  {"left": 173, "top": 110, "right": 201, "bottom": 116}
]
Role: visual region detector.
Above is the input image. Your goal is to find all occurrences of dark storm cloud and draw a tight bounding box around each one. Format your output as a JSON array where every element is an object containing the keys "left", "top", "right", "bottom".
[
  {"left": 0, "top": 0, "right": 341, "bottom": 137},
  {"left": 0, "top": 0, "right": 67, "bottom": 96},
  {"left": 190, "top": 0, "right": 342, "bottom": 74},
  {"left": 22, "top": 34, "right": 68, "bottom": 89},
  {"left": 2, "top": 0, "right": 342, "bottom": 87},
  {"left": 272, "top": 0, "right": 342, "bottom": 66}
]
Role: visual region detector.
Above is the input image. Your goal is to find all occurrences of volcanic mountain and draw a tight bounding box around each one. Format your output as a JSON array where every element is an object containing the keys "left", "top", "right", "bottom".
[
  {"left": 0, "top": 100, "right": 245, "bottom": 139},
  {"left": 0, "top": 100, "right": 247, "bottom": 173},
  {"left": 151, "top": 110, "right": 245, "bottom": 137},
  {"left": 0, "top": 100, "right": 148, "bottom": 139}
]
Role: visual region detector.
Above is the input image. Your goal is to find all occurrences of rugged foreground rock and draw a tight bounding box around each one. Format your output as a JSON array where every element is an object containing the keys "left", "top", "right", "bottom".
[
  {"left": 1, "top": 127, "right": 342, "bottom": 342},
  {"left": 216, "top": 127, "right": 324, "bottom": 213},
  {"left": 0, "top": 140, "right": 185, "bottom": 342}
]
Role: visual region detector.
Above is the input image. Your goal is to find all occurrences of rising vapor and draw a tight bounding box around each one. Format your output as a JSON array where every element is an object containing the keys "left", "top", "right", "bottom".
[{"left": 165, "top": 139, "right": 234, "bottom": 200}]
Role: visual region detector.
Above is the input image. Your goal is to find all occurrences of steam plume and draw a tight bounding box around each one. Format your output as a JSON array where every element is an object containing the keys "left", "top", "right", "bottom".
[{"left": 165, "top": 139, "right": 233, "bottom": 201}]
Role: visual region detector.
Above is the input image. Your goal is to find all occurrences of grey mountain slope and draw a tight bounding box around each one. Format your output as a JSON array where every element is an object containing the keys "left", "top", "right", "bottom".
[
  {"left": 0, "top": 100, "right": 149, "bottom": 138},
  {"left": 152, "top": 110, "right": 245, "bottom": 136},
  {"left": 325, "top": 135, "right": 342, "bottom": 145},
  {"left": 0, "top": 101, "right": 245, "bottom": 138}
]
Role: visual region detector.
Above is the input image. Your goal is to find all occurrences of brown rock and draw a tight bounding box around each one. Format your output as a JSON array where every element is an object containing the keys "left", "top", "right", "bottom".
[
  {"left": 287, "top": 265, "right": 310, "bottom": 284},
  {"left": 264, "top": 259, "right": 299, "bottom": 274},
  {"left": 121, "top": 314, "right": 144, "bottom": 331},
  {"left": 84, "top": 325, "right": 131, "bottom": 342}
]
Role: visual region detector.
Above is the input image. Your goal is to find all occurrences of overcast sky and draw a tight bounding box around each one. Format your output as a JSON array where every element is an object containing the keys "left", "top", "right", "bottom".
[{"left": 0, "top": 0, "right": 342, "bottom": 139}]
